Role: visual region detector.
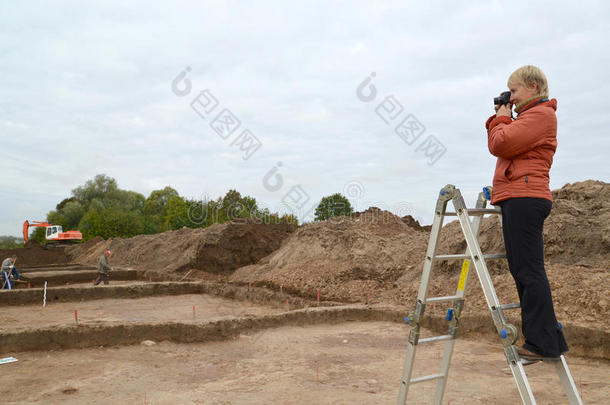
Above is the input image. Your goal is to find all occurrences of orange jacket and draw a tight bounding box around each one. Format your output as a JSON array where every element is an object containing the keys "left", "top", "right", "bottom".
[{"left": 485, "top": 98, "right": 558, "bottom": 205}]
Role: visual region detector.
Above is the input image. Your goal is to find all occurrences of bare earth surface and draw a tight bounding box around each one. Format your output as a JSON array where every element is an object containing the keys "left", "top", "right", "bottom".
[
  {"left": 1, "top": 180, "right": 607, "bottom": 403},
  {"left": 1, "top": 322, "right": 607, "bottom": 405},
  {"left": 229, "top": 181, "right": 610, "bottom": 325},
  {"left": 0, "top": 294, "right": 285, "bottom": 332}
]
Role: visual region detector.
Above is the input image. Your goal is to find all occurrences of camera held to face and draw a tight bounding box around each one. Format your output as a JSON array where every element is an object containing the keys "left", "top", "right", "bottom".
[{"left": 494, "top": 91, "right": 511, "bottom": 106}]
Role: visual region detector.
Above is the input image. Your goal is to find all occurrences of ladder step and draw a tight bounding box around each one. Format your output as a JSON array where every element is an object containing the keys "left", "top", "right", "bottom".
[
  {"left": 435, "top": 253, "right": 506, "bottom": 261},
  {"left": 426, "top": 295, "right": 460, "bottom": 303},
  {"left": 500, "top": 303, "right": 521, "bottom": 310},
  {"left": 410, "top": 373, "right": 445, "bottom": 384},
  {"left": 419, "top": 335, "right": 453, "bottom": 344},
  {"left": 444, "top": 208, "right": 501, "bottom": 216}
]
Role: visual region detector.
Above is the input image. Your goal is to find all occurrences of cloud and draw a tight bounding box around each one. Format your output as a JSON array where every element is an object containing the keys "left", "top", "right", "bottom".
[{"left": 0, "top": 0, "right": 608, "bottom": 235}]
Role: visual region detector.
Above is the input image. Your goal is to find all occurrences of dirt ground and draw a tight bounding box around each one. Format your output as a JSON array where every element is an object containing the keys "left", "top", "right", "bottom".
[
  {"left": 0, "top": 241, "right": 70, "bottom": 266},
  {"left": 15, "top": 268, "right": 139, "bottom": 287},
  {"left": 11, "top": 181, "right": 607, "bottom": 332},
  {"left": 229, "top": 180, "right": 609, "bottom": 332},
  {"left": 0, "top": 294, "right": 285, "bottom": 332},
  {"left": 1, "top": 322, "right": 606, "bottom": 405},
  {"left": 1, "top": 180, "right": 606, "bottom": 403}
]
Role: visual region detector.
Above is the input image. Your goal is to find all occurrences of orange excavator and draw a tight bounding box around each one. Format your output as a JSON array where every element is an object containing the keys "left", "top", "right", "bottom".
[{"left": 23, "top": 221, "right": 83, "bottom": 244}]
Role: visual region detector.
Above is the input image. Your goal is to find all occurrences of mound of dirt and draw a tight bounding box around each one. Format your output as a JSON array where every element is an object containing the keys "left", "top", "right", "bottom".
[
  {"left": 401, "top": 214, "right": 431, "bottom": 232},
  {"left": 0, "top": 241, "right": 71, "bottom": 266},
  {"left": 230, "top": 207, "right": 430, "bottom": 301},
  {"left": 66, "top": 221, "right": 296, "bottom": 275},
  {"left": 230, "top": 180, "right": 609, "bottom": 327},
  {"left": 436, "top": 179, "right": 610, "bottom": 274},
  {"left": 545, "top": 180, "right": 609, "bottom": 267}
]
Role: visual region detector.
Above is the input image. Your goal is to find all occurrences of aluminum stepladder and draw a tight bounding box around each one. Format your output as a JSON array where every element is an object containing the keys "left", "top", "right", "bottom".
[{"left": 397, "top": 184, "right": 583, "bottom": 405}]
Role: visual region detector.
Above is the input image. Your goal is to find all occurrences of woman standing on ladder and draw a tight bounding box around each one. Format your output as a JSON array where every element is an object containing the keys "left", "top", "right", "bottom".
[{"left": 485, "top": 65, "right": 568, "bottom": 360}]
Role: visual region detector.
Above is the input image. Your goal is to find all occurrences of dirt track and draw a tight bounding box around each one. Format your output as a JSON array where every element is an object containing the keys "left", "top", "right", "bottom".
[
  {"left": 18, "top": 268, "right": 139, "bottom": 287},
  {"left": 1, "top": 322, "right": 607, "bottom": 405},
  {"left": 0, "top": 282, "right": 204, "bottom": 306}
]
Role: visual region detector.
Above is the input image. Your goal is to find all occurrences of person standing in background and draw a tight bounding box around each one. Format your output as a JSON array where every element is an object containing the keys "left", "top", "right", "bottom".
[{"left": 93, "top": 250, "right": 113, "bottom": 286}]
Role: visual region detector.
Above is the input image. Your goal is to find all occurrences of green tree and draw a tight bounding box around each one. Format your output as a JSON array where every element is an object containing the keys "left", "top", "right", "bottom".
[
  {"left": 48, "top": 175, "right": 140, "bottom": 234},
  {"left": 255, "top": 208, "right": 298, "bottom": 225},
  {"left": 314, "top": 193, "right": 353, "bottom": 221},
  {"left": 56, "top": 197, "right": 78, "bottom": 211},
  {"left": 78, "top": 208, "right": 103, "bottom": 241},
  {"left": 62, "top": 200, "right": 86, "bottom": 229},
  {"left": 165, "top": 195, "right": 190, "bottom": 230},
  {"left": 89, "top": 198, "right": 105, "bottom": 212},
  {"left": 184, "top": 198, "right": 213, "bottom": 228},
  {"left": 217, "top": 189, "right": 259, "bottom": 222},
  {"left": 107, "top": 190, "right": 145, "bottom": 212},
  {"left": 39, "top": 173, "right": 295, "bottom": 241},
  {"left": 99, "top": 208, "right": 144, "bottom": 238},
  {"left": 72, "top": 174, "right": 119, "bottom": 207},
  {"left": 144, "top": 186, "right": 179, "bottom": 216},
  {"left": 46, "top": 210, "right": 67, "bottom": 229},
  {"left": 143, "top": 186, "right": 179, "bottom": 232},
  {"left": 126, "top": 191, "right": 146, "bottom": 211},
  {"left": 142, "top": 217, "right": 161, "bottom": 235},
  {"left": 0, "top": 236, "right": 24, "bottom": 249},
  {"left": 278, "top": 213, "right": 298, "bottom": 225},
  {"left": 79, "top": 207, "right": 144, "bottom": 241},
  {"left": 29, "top": 227, "right": 46, "bottom": 244}
]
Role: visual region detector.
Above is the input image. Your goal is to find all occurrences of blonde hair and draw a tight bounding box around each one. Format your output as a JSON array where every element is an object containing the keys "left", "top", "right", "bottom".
[{"left": 508, "top": 65, "right": 549, "bottom": 98}]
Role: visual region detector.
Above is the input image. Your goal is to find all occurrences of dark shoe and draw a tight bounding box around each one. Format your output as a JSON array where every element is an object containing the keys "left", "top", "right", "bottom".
[
  {"left": 517, "top": 347, "right": 543, "bottom": 362},
  {"left": 518, "top": 347, "right": 559, "bottom": 362}
]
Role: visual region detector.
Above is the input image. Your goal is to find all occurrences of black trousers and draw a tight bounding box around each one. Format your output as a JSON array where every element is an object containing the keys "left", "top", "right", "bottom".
[
  {"left": 93, "top": 273, "right": 110, "bottom": 286},
  {"left": 500, "top": 197, "right": 568, "bottom": 357}
]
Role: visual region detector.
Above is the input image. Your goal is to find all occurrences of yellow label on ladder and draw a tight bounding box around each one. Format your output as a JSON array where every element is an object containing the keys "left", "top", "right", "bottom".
[{"left": 457, "top": 260, "right": 470, "bottom": 292}]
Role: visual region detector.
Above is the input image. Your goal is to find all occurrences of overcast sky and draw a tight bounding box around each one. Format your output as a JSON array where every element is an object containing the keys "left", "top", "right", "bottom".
[{"left": 1, "top": 1, "right": 609, "bottom": 236}]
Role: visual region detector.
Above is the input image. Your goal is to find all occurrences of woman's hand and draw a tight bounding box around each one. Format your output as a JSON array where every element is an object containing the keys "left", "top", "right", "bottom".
[{"left": 495, "top": 104, "right": 512, "bottom": 117}]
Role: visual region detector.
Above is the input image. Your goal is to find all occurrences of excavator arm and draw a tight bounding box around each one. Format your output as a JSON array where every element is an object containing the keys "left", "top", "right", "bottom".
[{"left": 23, "top": 220, "right": 51, "bottom": 244}]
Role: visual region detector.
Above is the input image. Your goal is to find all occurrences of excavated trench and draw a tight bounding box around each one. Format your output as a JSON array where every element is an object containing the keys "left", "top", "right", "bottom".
[
  {"left": 13, "top": 264, "right": 139, "bottom": 287},
  {"left": 1, "top": 275, "right": 607, "bottom": 359}
]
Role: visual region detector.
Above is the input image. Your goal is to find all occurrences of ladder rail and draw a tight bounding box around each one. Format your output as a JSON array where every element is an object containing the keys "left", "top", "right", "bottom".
[
  {"left": 397, "top": 193, "right": 448, "bottom": 404},
  {"left": 433, "top": 339, "right": 457, "bottom": 404},
  {"left": 555, "top": 356, "right": 584, "bottom": 405},
  {"left": 398, "top": 186, "right": 487, "bottom": 405},
  {"left": 508, "top": 357, "right": 537, "bottom": 405},
  {"left": 416, "top": 197, "right": 449, "bottom": 301},
  {"left": 454, "top": 188, "right": 539, "bottom": 404},
  {"left": 398, "top": 342, "right": 418, "bottom": 402},
  {"left": 398, "top": 187, "right": 455, "bottom": 404},
  {"left": 433, "top": 188, "right": 489, "bottom": 404}
]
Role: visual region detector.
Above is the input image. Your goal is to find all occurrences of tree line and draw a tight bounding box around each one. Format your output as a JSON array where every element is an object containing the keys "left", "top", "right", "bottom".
[
  {"left": 29, "top": 174, "right": 354, "bottom": 243},
  {"left": 0, "top": 236, "right": 23, "bottom": 249}
]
